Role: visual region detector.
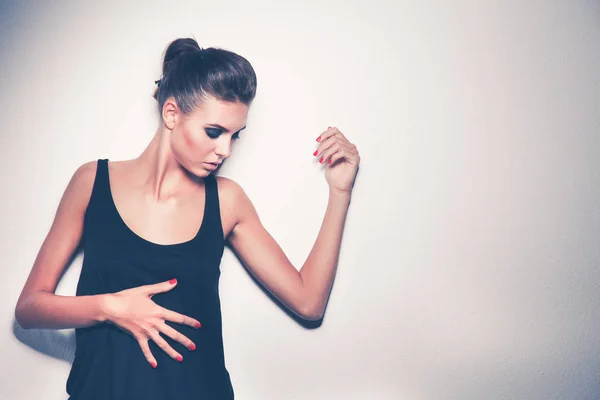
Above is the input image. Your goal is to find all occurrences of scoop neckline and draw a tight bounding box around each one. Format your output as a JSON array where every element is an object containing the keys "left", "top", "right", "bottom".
[{"left": 104, "top": 160, "right": 208, "bottom": 248}]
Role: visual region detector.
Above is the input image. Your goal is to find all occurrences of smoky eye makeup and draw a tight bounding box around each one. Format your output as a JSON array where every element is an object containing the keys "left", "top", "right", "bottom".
[
  {"left": 205, "top": 128, "right": 222, "bottom": 138},
  {"left": 205, "top": 127, "right": 243, "bottom": 140}
]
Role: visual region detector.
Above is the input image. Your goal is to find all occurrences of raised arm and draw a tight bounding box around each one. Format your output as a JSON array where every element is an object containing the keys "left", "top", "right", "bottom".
[{"left": 226, "top": 127, "right": 360, "bottom": 321}]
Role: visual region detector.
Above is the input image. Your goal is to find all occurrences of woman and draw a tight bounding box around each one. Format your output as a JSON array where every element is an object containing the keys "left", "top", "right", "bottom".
[{"left": 14, "top": 38, "right": 360, "bottom": 399}]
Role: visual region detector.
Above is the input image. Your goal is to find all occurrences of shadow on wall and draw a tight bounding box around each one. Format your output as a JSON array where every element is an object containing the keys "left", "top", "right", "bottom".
[{"left": 12, "top": 320, "right": 75, "bottom": 364}]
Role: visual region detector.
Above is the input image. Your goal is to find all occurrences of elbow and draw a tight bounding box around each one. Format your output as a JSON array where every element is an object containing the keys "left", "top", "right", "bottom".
[
  {"left": 298, "top": 302, "right": 324, "bottom": 321},
  {"left": 301, "top": 310, "right": 324, "bottom": 321},
  {"left": 296, "top": 287, "right": 325, "bottom": 321},
  {"left": 15, "top": 293, "right": 38, "bottom": 330},
  {"left": 14, "top": 303, "right": 32, "bottom": 329}
]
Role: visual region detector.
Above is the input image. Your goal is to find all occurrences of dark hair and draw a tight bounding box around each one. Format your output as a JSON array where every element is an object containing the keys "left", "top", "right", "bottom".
[{"left": 153, "top": 38, "right": 257, "bottom": 114}]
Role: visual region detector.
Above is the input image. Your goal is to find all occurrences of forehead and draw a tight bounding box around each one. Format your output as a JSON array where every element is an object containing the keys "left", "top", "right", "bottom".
[{"left": 186, "top": 96, "right": 249, "bottom": 129}]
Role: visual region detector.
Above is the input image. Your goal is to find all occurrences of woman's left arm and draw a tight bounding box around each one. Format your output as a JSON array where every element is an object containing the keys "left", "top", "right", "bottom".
[{"left": 227, "top": 127, "right": 360, "bottom": 321}]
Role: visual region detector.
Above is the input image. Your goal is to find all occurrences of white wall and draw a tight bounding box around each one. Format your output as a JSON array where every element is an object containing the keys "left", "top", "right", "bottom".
[{"left": 2, "top": 0, "right": 599, "bottom": 399}]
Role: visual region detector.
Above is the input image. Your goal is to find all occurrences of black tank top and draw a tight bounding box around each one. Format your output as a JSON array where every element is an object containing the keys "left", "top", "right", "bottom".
[{"left": 66, "top": 159, "right": 234, "bottom": 399}]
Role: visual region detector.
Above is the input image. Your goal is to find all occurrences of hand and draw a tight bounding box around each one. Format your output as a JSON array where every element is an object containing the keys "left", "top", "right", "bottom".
[
  {"left": 101, "top": 278, "right": 201, "bottom": 368},
  {"left": 313, "top": 127, "right": 360, "bottom": 194}
]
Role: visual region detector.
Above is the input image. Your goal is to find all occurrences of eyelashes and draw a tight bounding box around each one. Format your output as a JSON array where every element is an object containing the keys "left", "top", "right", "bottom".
[
  {"left": 205, "top": 128, "right": 221, "bottom": 139},
  {"left": 205, "top": 128, "right": 241, "bottom": 140}
]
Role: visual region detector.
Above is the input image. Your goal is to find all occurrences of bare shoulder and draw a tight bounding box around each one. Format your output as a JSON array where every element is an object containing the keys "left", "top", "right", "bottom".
[
  {"left": 214, "top": 175, "right": 253, "bottom": 206},
  {"left": 214, "top": 176, "right": 256, "bottom": 236},
  {"left": 73, "top": 160, "right": 98, "bottom": 182},
  {"left": 215, "top": 175, "right": 245, "bottom": 196},
  {"left": 64, "top": 160, "right": 98, "bottom": 210}
]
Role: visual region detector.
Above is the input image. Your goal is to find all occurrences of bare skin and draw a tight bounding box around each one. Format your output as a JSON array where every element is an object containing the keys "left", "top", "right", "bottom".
[{"left": 14, "top": 95, "right": 360, "bottom": 368}]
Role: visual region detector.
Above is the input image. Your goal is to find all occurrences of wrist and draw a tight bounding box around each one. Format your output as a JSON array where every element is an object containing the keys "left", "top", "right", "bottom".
[
  {"left": 96, "top": 293, "right": 114, "bottom": 323},
  {"left": 329, "top": 186, "right": 352, "bottom": 199}
]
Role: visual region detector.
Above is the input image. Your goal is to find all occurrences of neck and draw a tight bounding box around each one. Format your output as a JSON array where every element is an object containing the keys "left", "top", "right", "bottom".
[{"left": 134, "top": 127, "right": 194, "bottom": 202}]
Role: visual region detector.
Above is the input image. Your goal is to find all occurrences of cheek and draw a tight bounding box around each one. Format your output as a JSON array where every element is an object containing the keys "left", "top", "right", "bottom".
[
  {"left": 180, "top": 127, "right": 207, "bottom": 155},
  {"left": 172, "top": 128, "right": 198, "bottom": 160},
  {"left": 182, "top": 128, "right": 195, "bottom": 147}
]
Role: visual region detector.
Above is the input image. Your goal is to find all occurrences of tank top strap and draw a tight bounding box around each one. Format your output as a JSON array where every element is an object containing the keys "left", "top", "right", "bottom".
[
  {"left": 89, "top": 158, "right": 110, "bottom": 206},
  {"left": 82, "top": 159, "right": 111, "bottom": 241},
  {"left": 96, "top": 158, "right": 109, "bottom": 189},
  {"left": 201, "top": 174, "right": 224, "bottom": 241},
  {"left": 85, "top": 158, "right": 109, "bottom": 207}
]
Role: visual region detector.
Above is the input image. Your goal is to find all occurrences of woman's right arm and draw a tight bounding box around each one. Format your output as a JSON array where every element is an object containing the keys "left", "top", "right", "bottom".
[
  {"left": 14, "top": 161, "right": 110, "bottom": 329},
  {"left": 14, "top": 161, "right": 201, "bottom": 367}
]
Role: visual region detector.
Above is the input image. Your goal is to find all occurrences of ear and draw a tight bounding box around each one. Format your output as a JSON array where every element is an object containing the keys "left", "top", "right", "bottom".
[{"left": 161, "top": 97, "right": 180, "bottom": 130}]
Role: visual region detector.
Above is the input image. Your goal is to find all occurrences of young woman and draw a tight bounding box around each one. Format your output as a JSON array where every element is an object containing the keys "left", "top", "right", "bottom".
[{"left": 14, "top": 37, "right": 360, "bottom": 399}]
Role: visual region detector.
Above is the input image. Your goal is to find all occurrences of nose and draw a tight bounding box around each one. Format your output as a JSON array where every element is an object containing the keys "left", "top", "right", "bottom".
[{"left": 215, "top": 136, "right": 232, "bottom": 160}]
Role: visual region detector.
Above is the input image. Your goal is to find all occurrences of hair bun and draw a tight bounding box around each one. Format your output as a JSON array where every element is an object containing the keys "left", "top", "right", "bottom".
[
  {"left": 162, "top": 38, "right": 201, "bottom": 75},
  {"left": 153, "top": 37, "right": 257, "bottom": 110}
]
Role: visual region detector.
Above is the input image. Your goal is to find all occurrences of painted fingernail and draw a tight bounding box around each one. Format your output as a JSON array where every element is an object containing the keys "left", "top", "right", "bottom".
[
  {"left": 313, "top": 150, "right": 318, "bottom": 156},
  {"left": 189, "top": 343, "right": 196, "bottom": 351},
  {"left": 316, "top": 136, "right": 321, "bottom": 142},
  {"left": 328, "top": 159, "right": 332, "bottom": 165},
  {"left": 319, "top": 157, "right": 324, "bottom": 163},
  {"left": 151, "top": 362, "right": 157, "bottom": 369},
  {"left": 169, "top": 278, "right": 177, "bottom": 284},
  {"left": 176, "top": 355, "right": 183, "bottom": 362},
  {"left": 194, "top": 322, "right": 201, "bottom": 328}
]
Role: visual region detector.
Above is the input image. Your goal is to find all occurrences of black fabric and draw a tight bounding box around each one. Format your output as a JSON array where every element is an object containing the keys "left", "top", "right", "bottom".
[{"left": 66, "top": 159, "right": 233, "bottom": 399}]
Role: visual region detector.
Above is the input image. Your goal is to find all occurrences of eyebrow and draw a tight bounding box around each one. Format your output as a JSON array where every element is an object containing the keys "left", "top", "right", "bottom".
[{"left": 207, "top": 124, "right": 247, "bottom": 133}]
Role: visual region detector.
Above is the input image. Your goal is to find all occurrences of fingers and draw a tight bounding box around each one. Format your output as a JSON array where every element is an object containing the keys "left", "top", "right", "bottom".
[
  {"left": 136, "top": 322, "right": 196, "bottom": 367},
  {"left": 314, "top": 127, "right": 352, "bottom": 159},
  {"left": 323, "top": 146, "right": 350, "bottom": 167},
  {"left": 316, "top": 126, "right": 336, "bottom": 144},
  {"left": 137, "top": 336, "right": 158, "bottom": 368},
  {"left": 315, "top": 126, "right": 350, "bottom": 146},
  {"left": 147, "top": 328, "right": 185, "bottom": 363},
  {"left": 160, "top": 322, "right": 197, "bottom": 352},
  {"left": 160, "top": 307, "right": 202, "bottom": 329},
  {"left": 313, "top": 128, "right": 359, "bottom": 166},
  {"left": 144, "top": 278, "right": 178, "bottom": 297}
]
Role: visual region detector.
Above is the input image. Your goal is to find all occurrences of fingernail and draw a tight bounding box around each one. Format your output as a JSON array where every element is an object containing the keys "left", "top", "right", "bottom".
[
  {"left": 328, "top": 126, "right": 332, "bottom": 129},
  {"left": 313, "top": 150, "right": 318, "bottom": 156},
  {"left": 151, "top": 362, "right": 157, "bottom": 369},
  {"left": 194, "top": 322, "right": 201, "bottom": 328},
  {"left": 169, "top": 278, "right": 177, "bottom": 284},
  {"left": 319, "top": 157, "right": 324, "bottom": 163},
  {"left": 189, "top": 343, "right": 196, "bottom": 351},
  {"left": 176, "top": 355, "right": 183, "bottom": 362},
  {"left": 316, "top": 136, "right": 321, "bottom": 142},
  {"left": 328, "top": 159, "right": 332, "bottom": 164}
]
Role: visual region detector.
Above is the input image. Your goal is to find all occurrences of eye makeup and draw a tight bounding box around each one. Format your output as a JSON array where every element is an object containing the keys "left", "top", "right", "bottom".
[
  {"left": 205, "top": 128, "right": 222, "bottom": 139},
  {"left": 205, "top": 125, "right": 245, "bottom": 140}
]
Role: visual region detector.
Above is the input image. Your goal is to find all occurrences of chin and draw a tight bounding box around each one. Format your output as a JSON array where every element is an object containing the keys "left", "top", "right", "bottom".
[
  {"left": 196, "top": 168, "right": 213, "bottom": 177},
  {"left": 181, "top": 163, "right": 212, "bottom": 179}
]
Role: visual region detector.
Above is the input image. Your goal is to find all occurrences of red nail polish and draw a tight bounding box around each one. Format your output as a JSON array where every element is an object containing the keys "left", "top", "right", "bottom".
[
  {"left": 194, "top": 322, "right": 201, "bottom": 328},
  {"left": 328, "top": 159, "right": 332, "bottom": 164},
  {"left": 176, "top": 355, "right": 183, "bottom": 362},
  {"left": 316, "top": 136, "right": 321, "bottom": 142},
  {"left": 151, "top": 362, "right": 157, "bottom": 369},
  {"left": 319, "top": 157, "right": 324, "bottom": 163},
  {"left": 313, "top": 150, "right": 318, "bottom": 156},
  {"left": 189, "top": 343, "right": 196, "bottom": 351},
  {"left": 169, "top": 278, "right": 177, "bottom": 284}
]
